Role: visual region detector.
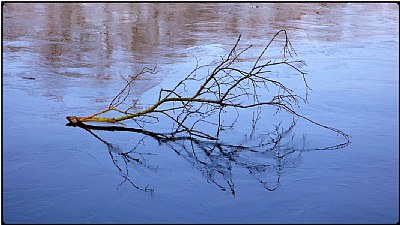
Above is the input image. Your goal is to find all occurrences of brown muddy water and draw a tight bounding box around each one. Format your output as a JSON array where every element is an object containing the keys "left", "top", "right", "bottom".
[{"left": 2, "top": 3, "right": 399, "bottom": 223}]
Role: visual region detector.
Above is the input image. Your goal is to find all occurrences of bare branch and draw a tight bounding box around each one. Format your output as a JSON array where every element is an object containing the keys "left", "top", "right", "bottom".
[{"left": 66, "top": 30, "right": 350, "bottom": 146}]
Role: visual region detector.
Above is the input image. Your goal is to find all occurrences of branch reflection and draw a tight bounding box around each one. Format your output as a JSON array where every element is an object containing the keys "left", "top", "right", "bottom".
[{"left": 66, "top": 120, "right": 349, "bottom": 196}]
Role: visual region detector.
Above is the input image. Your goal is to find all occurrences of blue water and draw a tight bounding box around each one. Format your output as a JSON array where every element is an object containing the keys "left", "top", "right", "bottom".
[{"left": 2, "top": 3, "right": 399, "bottom": 223}]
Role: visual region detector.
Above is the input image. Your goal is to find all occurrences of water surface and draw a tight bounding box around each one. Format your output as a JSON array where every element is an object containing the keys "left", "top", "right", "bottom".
[{"left": 2, "top": 3, "right": 399, "bottom": 223}]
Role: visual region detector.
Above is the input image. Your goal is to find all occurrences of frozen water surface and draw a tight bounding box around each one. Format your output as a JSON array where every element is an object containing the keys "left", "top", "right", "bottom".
[{"left": 2, "top": 3, "right": 398, "bottom": 223}]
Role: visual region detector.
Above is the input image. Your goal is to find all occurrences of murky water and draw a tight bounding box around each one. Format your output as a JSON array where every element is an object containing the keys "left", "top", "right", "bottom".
[{"left": 2, "top": 3, "right": 399, "bottom": 223}]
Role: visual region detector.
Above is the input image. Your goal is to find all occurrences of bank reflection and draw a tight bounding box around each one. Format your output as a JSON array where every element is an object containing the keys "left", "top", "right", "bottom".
[
  {"left": 3, "top": 2, "right": 386, "bottom": 102},
  {"left": 4, "top": 3, "right": 367, "bottom": 79}
]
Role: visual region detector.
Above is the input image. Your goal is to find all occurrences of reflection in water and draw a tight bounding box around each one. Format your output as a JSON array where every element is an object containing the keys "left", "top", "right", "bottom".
[
  {"left": 67, "top": 119, "right": 349, "bottom": 196},
  {"left": 80, "top": 127, "right": 157, "bottom": 193},
  {"left": 3, "top": 3, "right": 396, "bottom": 106}
]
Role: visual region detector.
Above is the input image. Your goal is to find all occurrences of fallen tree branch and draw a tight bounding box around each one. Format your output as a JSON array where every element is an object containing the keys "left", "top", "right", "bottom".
[{"left": 66, "top": 30, "right": 350, "bottom": 144}]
